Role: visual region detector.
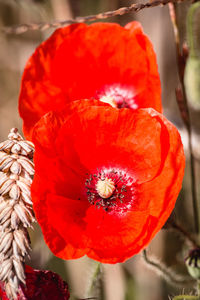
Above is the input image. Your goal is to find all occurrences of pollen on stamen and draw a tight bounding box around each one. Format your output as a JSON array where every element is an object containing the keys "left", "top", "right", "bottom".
[
  {"left": 96, "top": 177, "right": 115, "bottom": 199},
  {"left": 99, "top": 96, "right": 117, "bottom": 108}
]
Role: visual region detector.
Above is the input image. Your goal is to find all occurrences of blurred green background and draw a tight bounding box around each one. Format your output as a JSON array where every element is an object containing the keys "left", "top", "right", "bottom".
[{"left": 0, "top": 0, "right": 200, "bottom": 299}]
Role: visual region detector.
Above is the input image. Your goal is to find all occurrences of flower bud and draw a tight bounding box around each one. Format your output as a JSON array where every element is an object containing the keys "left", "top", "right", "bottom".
[{"left": 185, "top": 248, "right": 200, "bottom": 279}]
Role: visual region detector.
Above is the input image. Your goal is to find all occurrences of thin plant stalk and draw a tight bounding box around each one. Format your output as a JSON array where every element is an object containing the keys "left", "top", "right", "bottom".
[
  {"left": 87, "top": 262, "right": 102, "bottom": 299},
  {"left": 168, "top": 2, "right": 199, "bottom": 235},
  {"left": 142, "top": 250, "right": 194, "bottom": 287},
  {"left": 186, "top": 2, "right": 200, "bottom": 58},
  {"left": 198, "top": 280, "right": 200, "bottom": 299},
  {"left": 172, "top": 296, "right": 199, "bottom": 300}
]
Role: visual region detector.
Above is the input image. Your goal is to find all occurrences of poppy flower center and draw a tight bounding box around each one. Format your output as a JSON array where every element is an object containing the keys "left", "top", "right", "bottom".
[
  {"left": 85, "top": 169, "right": 135, "bottom": 211},
  {"left": 96, "top": 84, "right": 138, "bottom": 109},
  {"left": 96, "top": 177, "right": 115, "bottom": 198}
]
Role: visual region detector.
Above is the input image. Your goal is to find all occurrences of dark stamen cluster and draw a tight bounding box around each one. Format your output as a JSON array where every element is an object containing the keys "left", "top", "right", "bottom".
[{"left": 85, "top": 169, "right": 134, "bottom": 211}]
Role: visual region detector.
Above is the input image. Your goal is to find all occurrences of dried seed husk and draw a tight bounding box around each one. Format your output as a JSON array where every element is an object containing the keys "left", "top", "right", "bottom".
[
  {"left": 11, "top": 211, "right": 20, "bottom": 229},
  {"left": 0, "top": 201, "right": 9, "bottom": 212},
  {"left": 0, "top": 129, "right": 34, "bottom": 299},
  {"left": 0, "top": 230, "right": 10, "bottom": 244},
  {"left": 12, "top": 240, "right": 22, "bottom": 260},
  {"left": 8, "top": 132, "right": 21, "bottom": 140},
  {"left": 0, "top": 206, "right": 13, "bottom": 223},
  {"left": 21, "top": 192, "right": 32, "bottom": 205},
  {"left": 5, "top": 281, "right": 18, "bottom": 300},
  {"left": 18, "top": 157, "right": 34, "bottom": 175},
  {"left": 13, "top": 258, "right": 25, "bottom": 284},
  {"left": 0, "top": 247, "right": 13, "bottom": 260},
  {"left": 18, "top": 141, "right": 34, "bottom": 153},
  {"left": 14, "top": 204, "right": 32, "bottom": 227},
  {"left": 0, "top": 155, "right": 9, "bottom": 165},
  {"left": 13, "top": 229, "right": 29, "bottom": 256},
  {"left": 1, "top": 219, "right": 11, "bottom": 231},
  {"left": 0, "top": 231, "right": 13, "bottom": 252},
  {"left": 22, "top": 171, "right": 32, "bottom": 183},
  {"left": 0, "top": 231, "right": 13, "bottom": 253},
  {"left": 0, "top": 140, "right": 14, "bottom": 153},
  {"left": 11, "top": 143, "right": 21, "bottom": 155},
  {"left": 0, "top": 172, "right": 8, "bottom": 186},
  {"left": 0, "top": 179, "right": 15, "bottom": 195},
  {"left": 10, "top": 161, "right": 22, "bottom": 175},
  {"left": 0, "top": 156, "right": 14, "bottom": 172},
  {"left": 19, "top": 176, "right": 31, "bottom": 186},
  {"left": 0, "top": 259, "right": 12, "bottom": 281},
  {"left": 9, "top": 184, "right": 20, "bottom": 200},
  {"left": 17, "top": 181, "right": 31, "bottom": 195}
]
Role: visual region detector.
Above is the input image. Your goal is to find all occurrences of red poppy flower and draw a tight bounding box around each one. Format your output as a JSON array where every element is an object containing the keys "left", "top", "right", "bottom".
[
  {"left": 0, "top": 266, "right": 70, "bottom": 300},
  {"left": 19, "top": 21, "right": 162, "bottom": 140},
  {"left": 31, "top": 100, "right": 185, "bottom": 264}
]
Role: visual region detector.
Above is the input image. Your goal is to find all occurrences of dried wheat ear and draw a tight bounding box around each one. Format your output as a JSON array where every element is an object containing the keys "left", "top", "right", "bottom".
[{"left": 0, "top": 128, "right": 35, "bottom": 299}]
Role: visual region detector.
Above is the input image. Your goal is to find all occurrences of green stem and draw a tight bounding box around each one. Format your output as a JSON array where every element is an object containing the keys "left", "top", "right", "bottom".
[
  {"left": 186, "top": 1, "right": 200, "bottom": 241},
  {"left": 186, "top": 2, "right": 200, "bottom": 238},
  {"left": 189, "top": 135, "right": 200, "bottom": 237},
  {"left": 87, "top": 262, "right": 102, "bottom": 298},
  {"left": 187, "top": 2, "right": 200, "bottom": 58},
  {"left": 168, "top": 2, "right": 199, "bottom": 235},
  {"left": 197, "top": 280, "right": 200, "bottom": 299},
  {"left": 172, "top": 296, "right": 198, "bottom": 300}
]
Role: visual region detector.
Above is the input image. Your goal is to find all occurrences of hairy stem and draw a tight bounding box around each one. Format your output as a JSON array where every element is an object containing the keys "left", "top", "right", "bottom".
[
  {"left": 142, "top": 249, "right": 194, "bottom": 287},
  {"left": 87, "top": 262, "right": 102, "bottom": 299}
]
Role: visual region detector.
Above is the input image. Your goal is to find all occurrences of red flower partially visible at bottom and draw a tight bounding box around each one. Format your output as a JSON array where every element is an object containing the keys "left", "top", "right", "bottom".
[{"left": 0, "top": 266, "right": 70, "bottom": 300}]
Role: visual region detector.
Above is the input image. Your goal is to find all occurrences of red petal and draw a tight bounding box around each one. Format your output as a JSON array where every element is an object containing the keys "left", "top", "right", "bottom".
[
  {"left": 55, "top": 107, "right": 168, "bottom": 183},
  {"left": 32, "top": 105, "right": 185, "bottom": 263},
  {"left": 19, "top": 22, "right": 162, "bottom": 139}
]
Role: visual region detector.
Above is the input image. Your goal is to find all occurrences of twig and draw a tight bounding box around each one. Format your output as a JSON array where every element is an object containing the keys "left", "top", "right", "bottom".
[
  {"left": 168, "top": 3, "right": 199, "bottom": 235},
  {"left": 142, "top": 249, "right": 194, "bottom": 287},
  {"left": 2, "top": 0, "right": 187, "bottom": 34}
]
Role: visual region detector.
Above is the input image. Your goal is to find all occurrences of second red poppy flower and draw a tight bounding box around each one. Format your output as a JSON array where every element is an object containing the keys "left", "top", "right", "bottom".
[{"left": 19, "top": 21, "right": 162, "bottom": 139}]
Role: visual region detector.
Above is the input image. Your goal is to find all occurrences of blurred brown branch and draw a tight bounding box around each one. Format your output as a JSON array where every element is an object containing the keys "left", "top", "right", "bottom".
[{"left": 2, "top": 0, "right": 188, "bottom": 34}]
